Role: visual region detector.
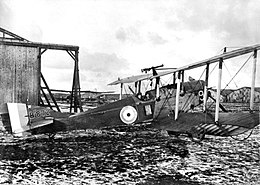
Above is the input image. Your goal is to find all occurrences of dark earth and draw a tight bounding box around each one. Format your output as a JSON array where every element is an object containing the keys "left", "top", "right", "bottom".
[{"left": 0, "top": 125, "right": 259, "bottom": 185}]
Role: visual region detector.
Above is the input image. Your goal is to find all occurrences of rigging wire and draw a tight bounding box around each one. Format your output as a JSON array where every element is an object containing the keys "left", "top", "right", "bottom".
[
  {"left": 153, "top": 74, "right": 176, "bottom": 120},
  {"left": 123, "top": 84, "right": 130, "bottom": 97},
  {"left": 207, "top": 53, "right": 253, "bottom": 110},
  {"left": 221, "top": 53, "right": 253, "bottom": 93},
  {"left": 153, "top": 86, "right": 174, "bottom": 120},
  {"left": 160, "top": 78, "right": 177, "bottom": 113},
  {"left": 207, "top": 46, "right": 227, "bottom": 76},
  {"left": 209, "top": 62, "right": 218, "bottom": 75},
  {"left": 181, "top": 68, "right": 206, "bottom": 111},
  {"left": 223, "top": 62, "right": 238, "bottom": 88}
]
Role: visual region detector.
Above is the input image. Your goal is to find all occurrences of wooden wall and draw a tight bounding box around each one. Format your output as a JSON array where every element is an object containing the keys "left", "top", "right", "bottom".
[{"left": 0, "top": 44, "right": 40, "bottom": 110}]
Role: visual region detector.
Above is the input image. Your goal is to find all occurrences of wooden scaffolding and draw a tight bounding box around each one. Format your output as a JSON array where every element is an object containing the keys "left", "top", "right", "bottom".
[{"left": 0, "top": 27, "right": 82, "bottom": 113}]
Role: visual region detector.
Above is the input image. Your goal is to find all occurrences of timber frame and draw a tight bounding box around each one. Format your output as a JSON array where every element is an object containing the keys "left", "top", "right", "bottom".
[{"left": 0, "top": 27, "right": 82, "bottom": 113}]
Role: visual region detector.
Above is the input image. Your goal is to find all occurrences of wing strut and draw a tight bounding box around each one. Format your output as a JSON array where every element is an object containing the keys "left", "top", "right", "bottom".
[
  {"left": 175, "top": 71, "right": 182, "bottom": 120},
  {"left": 215, "top": 59, "right": 223, "bottom": 122},
  {"left": 119, "top": 83, "right": 123, "bottom": 100},
  {"left": 250, "top": 50, "right": 257, "bottom": 111},
  {"left": 203, "top": 64, "right": 209, "bottom": 111}
]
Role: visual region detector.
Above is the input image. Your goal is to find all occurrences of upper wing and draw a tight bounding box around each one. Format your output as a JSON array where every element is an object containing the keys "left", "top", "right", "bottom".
[
  {"left": 151, "top": 44, "right": 260, "bottom": 79},
  {"left": 108, "top": 73, "right": 153, "bottom": 85},
  {"left": 108, "top": 44, "right": 260, "bottom": 85}
]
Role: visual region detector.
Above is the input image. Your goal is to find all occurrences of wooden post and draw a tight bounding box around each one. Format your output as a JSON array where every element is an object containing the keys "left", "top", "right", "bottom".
[
  {"left": 40, "top": 87, "right": 53, "bottom": 110},
  {"left": 175, "top": 71, "right": 181, "bottom": 120},
  {"left": 37, "top": 47, "right": 42, "bottom": 106},
  {"left": 203, "top": 64, "right": 209, "bottom": 111},
  {"left": 250, "top": 50, "right": 257, "bottom": 111},
  {"left": 74, "top": 50, "right": 83, "bottom": 112},
  {"left": 41, "top": 73, "right": 61, "bottom": 112},
  {"left": 215, "top": 59, "right": 223, "bottom": 122},
  {"left": 70, "top": 71, "right": 75, "bottom": 113},
  {"left": 69, "top": 50, "right": 83, "bottom": 113}
]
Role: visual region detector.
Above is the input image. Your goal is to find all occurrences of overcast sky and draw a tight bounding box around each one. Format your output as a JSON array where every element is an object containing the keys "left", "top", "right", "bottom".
[{"left": 1, "top": 0, "right": 260, "bottom": 92}]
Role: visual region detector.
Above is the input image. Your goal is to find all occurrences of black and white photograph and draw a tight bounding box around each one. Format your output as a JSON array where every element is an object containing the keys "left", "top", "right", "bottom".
[{"left": 0, "top": 0, "right": 259, "bottom": 184}]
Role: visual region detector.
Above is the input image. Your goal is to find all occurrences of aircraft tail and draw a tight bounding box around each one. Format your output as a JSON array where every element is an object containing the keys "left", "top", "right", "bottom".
[
  {"left": 7, "top": 103, "right": 54, "bottom": 136},
  {"left": 7, "top": 103, "right": 30, "bottom": 136}
]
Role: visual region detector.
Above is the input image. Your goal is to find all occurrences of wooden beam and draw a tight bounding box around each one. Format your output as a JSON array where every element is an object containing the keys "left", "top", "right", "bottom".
[
  {"left": 0, "top": 27, "right": 30, "bottom": 42},
  {"left": 41, "top": 48, "right": 48, "bottom": 55},
  {"left": 0, "top": 40, "right": 79, "bottom": 51},
  {"left": 250, "top": 50, "right": 257, "bottom": 110},
  {"left": 0, "top": 37, "right": 26, "bottom": 41},
  {"left": 75, "top": 50, "right": 83, "bottom": 112},
  {"left": 41, "top": 73, "right": 61, "bottom": 112},
  {"left": 40, "top": 87, "right": 53, "bottom": 110},
  {"left": 66, "top": 50, "right": 76, "bottom": 61},
  {"left": 69, "top": 77, "right": 75, "bottom": 113},
  {"left": 38, "top": 47, "right": 42, "bottom": 106},
  {"left": 40, "top": 88, "right": 114, "bottom": 94},
  {"left": 70, "top": 50, "right": 83, "bottom": 113}
]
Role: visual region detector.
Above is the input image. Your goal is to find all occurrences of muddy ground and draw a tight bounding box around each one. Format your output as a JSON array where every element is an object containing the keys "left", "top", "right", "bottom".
[{"left": 0, "top": 125, "right": 259, "bottom": 185}]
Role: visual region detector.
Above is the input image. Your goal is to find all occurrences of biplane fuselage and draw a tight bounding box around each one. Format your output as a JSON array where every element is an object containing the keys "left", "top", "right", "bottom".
[
  {"left": 5, "top": 80, "right": 204, "bottom": 136},
  {"left": 7, "top": 79, "right": 259, "bottom": 140},
  {"left": 4, "top": 44, "right": 260, "bottom": 140}
]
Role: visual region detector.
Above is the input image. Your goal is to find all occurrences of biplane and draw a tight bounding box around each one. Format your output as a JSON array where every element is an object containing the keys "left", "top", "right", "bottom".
[{"left": 4, "top": 44, "right": 260, "bottom": 140}]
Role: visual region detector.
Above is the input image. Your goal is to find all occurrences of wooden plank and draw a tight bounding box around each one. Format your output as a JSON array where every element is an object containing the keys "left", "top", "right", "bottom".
[
  {"left": 18, "top": 46, "right": 25, "bottom": 103},
  {"left": 41, "top": 73, "right": 60, "bottom": 112},
  {"left": 0, "top": 27, "right": 29, "bottom": 42},
  {"left": 0, "top": 45, "right": 4, "bottom": 102},
  {"left": 27, "top": 46, "right": 40, "bottom": 105},
  {"left": 0, "top": 45, "right": 39, "bottom": 105},
  {"left": 5, "top": 45, "right": 14, "bottom": 103}
]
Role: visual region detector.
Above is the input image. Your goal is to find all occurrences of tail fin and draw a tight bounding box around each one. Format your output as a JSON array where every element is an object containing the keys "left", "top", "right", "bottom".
[
  {"left": 7, "top": 103, "right": 55, "bottom": 136},
  {"left": 7, "top": 103, "right": 30, "bottom": 136}
]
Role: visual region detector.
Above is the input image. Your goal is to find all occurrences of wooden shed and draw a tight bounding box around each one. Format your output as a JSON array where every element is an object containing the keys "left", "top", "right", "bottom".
[
  {"left": 0, "top": 27, "right": 82, "bottom": 115},
  {"left": 0, "top": 43, "right": 40, "bottom": 106}
]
